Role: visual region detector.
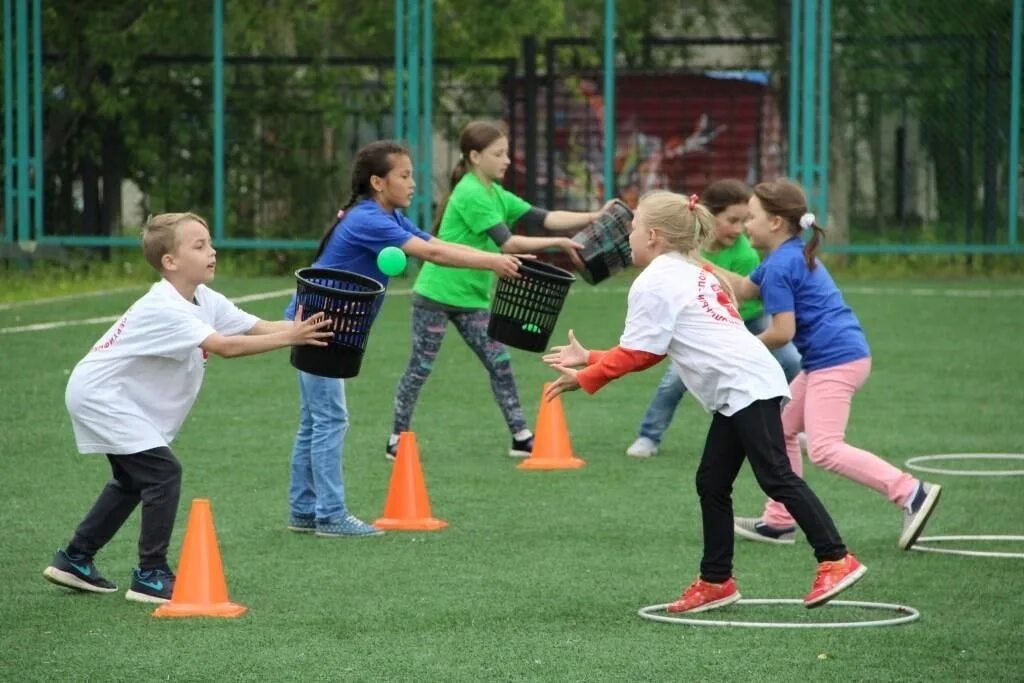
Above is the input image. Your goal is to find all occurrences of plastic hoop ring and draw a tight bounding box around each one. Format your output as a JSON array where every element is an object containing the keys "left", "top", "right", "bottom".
[
  {"left": 910, "top": 535, "right": 1024, "bottom": 559},
  {"left": 637, "top": 599, "right": 920, "bottom": 629},
  {"left": 903, "top": 453, "right": 1024, "bottom": 477}
]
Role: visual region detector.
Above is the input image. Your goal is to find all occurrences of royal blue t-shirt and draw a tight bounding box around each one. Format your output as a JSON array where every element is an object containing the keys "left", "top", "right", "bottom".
[
  {"left": 750, "top": 237, "right": 870, "bottom": 372},
  {"left": 285, "top": 199, "right": 431, "bottom": 319}
]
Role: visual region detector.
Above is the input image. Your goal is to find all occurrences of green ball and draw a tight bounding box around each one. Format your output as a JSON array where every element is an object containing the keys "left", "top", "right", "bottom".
[{"left": 377, "top": 246, "right": 407, "bottom": 276}]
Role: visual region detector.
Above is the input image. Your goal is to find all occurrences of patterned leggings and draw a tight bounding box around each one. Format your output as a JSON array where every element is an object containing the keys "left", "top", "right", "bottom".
[{"left": 392, "top": 304, "right": 527, "bottom": 435}]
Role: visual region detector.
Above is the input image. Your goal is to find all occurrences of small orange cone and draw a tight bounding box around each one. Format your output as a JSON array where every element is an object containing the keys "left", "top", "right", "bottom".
[
  {"left": 374, "top": 432, "right": 448, "bottom": 531},
  {"left": 153, "top": 499, "right": 247, "bottom": 618},
  {"left": 518, "top": 384, "right": 586, "bottom": 470}
]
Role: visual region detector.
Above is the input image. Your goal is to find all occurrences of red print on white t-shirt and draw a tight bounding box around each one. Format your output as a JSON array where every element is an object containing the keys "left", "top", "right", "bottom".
[{"left": 696, "top": 270, "right": 741, "bottom": 322}]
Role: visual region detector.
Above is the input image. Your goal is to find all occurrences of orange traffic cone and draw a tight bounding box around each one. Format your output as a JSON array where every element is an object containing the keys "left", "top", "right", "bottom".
[
  {"left": 374, "top": 432, "right": 448, "bottom": 531},
  {"left": 153, "top": 499, "right": 247, "bottom": 618},
  {"left": 517, "top": 384, "right": 586, "bottom": 470}
]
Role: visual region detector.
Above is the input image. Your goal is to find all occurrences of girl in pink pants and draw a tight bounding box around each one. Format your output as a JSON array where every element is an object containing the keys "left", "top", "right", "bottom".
[{"left": 720, "top": 179, "right": 942, "bottom": 550}]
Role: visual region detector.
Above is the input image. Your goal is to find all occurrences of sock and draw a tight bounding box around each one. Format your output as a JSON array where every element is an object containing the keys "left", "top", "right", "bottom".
[
  {"left": 65, "top": 543, "right": 89, "bottom": 560},
  {"left": 513, "top": 429, "right": 532, "bottom": 442},
  {"left": 388, "top": 433, "right": 400, "bottom": 447}
]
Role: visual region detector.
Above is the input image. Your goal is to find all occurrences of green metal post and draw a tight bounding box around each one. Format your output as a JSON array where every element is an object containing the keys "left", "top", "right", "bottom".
[
  {"left": 212, "top": 0, "right": 225, "bottom": 241},
  {"left": 603, "top": 0, "right": 616, "bottom": 201},
  {"left": 788, "top": 0, "right": 802, "bottom": 177},
  {"left": 817, "top": 0, "right": 831, "bottom": 224},
  {"left": 801, "top": 0, "right": 817, "bottom": 202},
  {"left": 406, "top": 0, "right": 420, "bottom": 227},
  {"left": 31, "top": 0, "right": 42, "bottom": 237},
  {"left": 15, "top": 0, "right": 29, "bottom": 241},
  {"left": 1009, "top": 0, "right": 1022, "bottom": 245},
  {"left": 4, "top": 0, "right": 14, "bottom": 243},
  {"left": 421, "top": 0, "right": 433, "bottom": 231},
  {"left": 394, "top": 0, "right": 404, "bottom": 140}
]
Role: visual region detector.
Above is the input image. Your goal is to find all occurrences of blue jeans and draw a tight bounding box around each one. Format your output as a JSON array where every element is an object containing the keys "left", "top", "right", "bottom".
[
  {"left": 636, "top": 313, "right": 802, "bottom": 444},
  {"left": 289, "top": 371, "right": 349, "bottom": 522}
]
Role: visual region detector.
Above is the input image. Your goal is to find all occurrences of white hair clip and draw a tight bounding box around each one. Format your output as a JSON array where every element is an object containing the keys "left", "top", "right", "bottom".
[{"left": 799, "top": 212, "right": 816, "bottom": 230}]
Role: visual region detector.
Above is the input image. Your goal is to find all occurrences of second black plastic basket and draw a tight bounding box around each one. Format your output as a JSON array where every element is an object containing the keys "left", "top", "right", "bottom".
[
  {"left": 289, "top": 267, "right": 385, "bottom": 378},
  {"left": 572, "top": 199, "right": 635, "bottom": 284},
  {"left": 487, "top": 260, "right": 576, "bottom": 353}
]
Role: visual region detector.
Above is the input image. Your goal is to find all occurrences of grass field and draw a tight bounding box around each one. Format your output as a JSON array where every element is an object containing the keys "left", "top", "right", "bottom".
[{"left": 1, "top": 272, "right": 1023, "bottom": 681}]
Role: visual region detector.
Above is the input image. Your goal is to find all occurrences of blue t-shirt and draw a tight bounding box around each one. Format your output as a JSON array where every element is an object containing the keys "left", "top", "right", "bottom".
[
  {"left": 750, "top": 237, "right": 869, "bottom": 372},
  {"left": 285, "top": 199, "right": 431, "bottom": 319}
]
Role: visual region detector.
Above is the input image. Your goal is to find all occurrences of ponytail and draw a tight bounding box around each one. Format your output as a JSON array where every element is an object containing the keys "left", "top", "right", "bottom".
[
  {"left": 431, "top": 158, "right": 468, "bottom": 234},
  {"left": 798, "top": 212, "right": 824, "bottom": 271}
]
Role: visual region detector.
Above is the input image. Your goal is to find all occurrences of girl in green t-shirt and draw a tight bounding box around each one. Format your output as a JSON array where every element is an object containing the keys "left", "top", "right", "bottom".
[{"left": 388, "top": 120, "right": 613, "bottom": 459}]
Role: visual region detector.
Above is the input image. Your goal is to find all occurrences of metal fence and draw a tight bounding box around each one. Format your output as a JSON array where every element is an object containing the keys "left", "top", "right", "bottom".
[{"left": 3, "top": 0, "right": 1022, "bottom": 255}]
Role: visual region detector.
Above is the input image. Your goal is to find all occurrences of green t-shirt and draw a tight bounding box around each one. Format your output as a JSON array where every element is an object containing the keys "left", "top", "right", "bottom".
[
  {"left": 702, "top": 233, "right": 764, "bottom": 321},
  {"left": 414, "top": 172, "right": 531, "bottom": 309}
]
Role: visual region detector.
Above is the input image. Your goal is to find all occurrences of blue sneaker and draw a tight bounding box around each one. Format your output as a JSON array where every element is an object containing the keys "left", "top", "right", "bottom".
[
  {"left": 43, "top": 548, "right": 118, "bottom": 593},
  {"left": 125, "top": 567, "right": 175, "bottom": 604},
  {"left": 287, "top": 514, "right": 316, "bottom": 533},
  {"left": 315, "top": 514, "right": 384, "bottom": 538}
]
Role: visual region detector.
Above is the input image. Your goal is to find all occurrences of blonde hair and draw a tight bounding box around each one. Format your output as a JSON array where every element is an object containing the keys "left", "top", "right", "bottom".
[
  {"left": 141, "top": 212, "right": 208, "bottom": 272},
  {"left": 636, "top": 190, "right": 737, "bottom": 304}
]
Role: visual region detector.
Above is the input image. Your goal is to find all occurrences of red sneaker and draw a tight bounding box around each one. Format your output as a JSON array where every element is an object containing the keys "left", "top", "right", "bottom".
[
  {"left": 666, "top": 577, "right": 741, "bottom": 614},
  {"left": 804, "top": 553, "right": 867, "bottom": 608}
]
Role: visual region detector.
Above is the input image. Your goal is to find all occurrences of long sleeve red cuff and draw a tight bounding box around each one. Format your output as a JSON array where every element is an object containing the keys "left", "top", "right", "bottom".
[{"left": 577, "top": 346, "right": 666, "bottom": 394}]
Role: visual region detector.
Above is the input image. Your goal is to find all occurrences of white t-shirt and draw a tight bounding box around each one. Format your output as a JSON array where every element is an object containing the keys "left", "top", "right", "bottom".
[
  {"left": 619, "top": 253, "right": 790, "bottom": 416},
  {"left": 65, "top": 280, "right": 259, "bottom": 454}
]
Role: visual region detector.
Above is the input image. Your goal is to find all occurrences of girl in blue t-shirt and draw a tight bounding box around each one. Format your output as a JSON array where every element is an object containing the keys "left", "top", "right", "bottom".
[
  {"left": 285, "top": 140, "right": 523, "bottom": 538},
  {"left": 722, "top": 179, "right": 941, "bottom": 551}
]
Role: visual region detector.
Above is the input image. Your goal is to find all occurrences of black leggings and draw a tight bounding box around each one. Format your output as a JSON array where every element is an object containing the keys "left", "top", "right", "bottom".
[
  {"left": 68, "top": 446, "right": 182, "bottom": 570},
  {"left": 697, "top": 398, "right": 846, "bottom": 582}
]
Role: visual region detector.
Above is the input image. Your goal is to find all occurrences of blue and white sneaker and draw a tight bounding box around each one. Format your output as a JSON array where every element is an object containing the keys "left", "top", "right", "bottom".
[
  {"left": 315, "top": 514, "right": 384, "bottom": 538},
  {"left": 734, "top": 517, "right": 796, "bottom": 545},
  {"left": 125, "top": 567, "right": 175, "bottom": 604},
  {"left": 287, "top": 514, "right": 316, "bottom": 533},
  {"left": 899, "top": 481, "right": 942, "bottom": 550},
  {"left": 43, "top": 548, "right": 118, "bottom": 593}
]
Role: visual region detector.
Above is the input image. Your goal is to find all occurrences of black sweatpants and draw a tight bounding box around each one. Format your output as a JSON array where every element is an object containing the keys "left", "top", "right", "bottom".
[
  {"left": 68, "top": 446, "right": 182, "bottom": 570},
  {"left": 696, "top": 398, "right": 846, "bottom": 582}
]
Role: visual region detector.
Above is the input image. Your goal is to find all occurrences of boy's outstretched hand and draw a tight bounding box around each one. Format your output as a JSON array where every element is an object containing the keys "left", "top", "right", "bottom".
[
  {"left": 545, "top": 365, "right": 581, "bottom": 400},
  {"left": 290, "top": 306, "right": 334, "bottom": 346},
  {"left": 542, "top": 329, "right": 589, "bottom": 368}
]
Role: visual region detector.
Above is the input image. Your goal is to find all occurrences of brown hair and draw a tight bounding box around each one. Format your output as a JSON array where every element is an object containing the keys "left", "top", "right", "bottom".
[
  {"left": 317, "top": 140, "right": 411, "bottom": 259},
  {"left": 701, "top": 178, "right": 752, "bottom": 216},
  {"left": 433, "top": 120, "right": 507, "bottom": 233},
  {"left": 752, "top": 178, "right": 823, "bottom": 270},
  {"left": 141, "top": 212, "right": 208, "bottom": 272}
]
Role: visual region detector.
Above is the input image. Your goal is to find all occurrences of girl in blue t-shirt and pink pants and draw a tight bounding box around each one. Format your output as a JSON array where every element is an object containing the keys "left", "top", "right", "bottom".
[{"left": 721, "top": 179, "right": 942, "bottom": 551}]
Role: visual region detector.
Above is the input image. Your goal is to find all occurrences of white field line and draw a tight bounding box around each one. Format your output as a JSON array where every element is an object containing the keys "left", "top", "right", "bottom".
[
  {"left": 2, "top": 284, "right": 1023, "bottom": 336},
  {"left": 0, "top": 286, "right": 143, "bottom": 311}
]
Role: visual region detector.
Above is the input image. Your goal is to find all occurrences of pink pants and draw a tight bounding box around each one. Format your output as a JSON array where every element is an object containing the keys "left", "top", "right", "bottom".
[{"left": 762, "top": 357, "right": 918, "bottom": 528}]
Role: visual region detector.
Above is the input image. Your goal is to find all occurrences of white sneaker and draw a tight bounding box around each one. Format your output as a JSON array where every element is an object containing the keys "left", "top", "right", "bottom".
[{"left": 626, "top": 437, "right": 658, "bottom": 457}]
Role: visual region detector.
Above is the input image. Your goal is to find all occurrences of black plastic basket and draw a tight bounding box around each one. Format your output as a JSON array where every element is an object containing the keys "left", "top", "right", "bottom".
[
  {"left": 572, "top": 199, "right": 634, "bottom": 284},
  {"left": 487, "top": 260, "right": 576, "bottom": 352},
  {"left": 289, "top": 267, "right": 385, "bottom": 378}
]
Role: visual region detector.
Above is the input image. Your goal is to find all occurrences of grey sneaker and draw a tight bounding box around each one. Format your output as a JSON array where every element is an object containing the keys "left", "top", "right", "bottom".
[
  {"left": 734, "top": 516, "right": 796, "bottom": 545},
  {"left": 316, "top": 514, "right": 384, "bottom": 538},
  {"left": 287, "top": 514, "right": 316, "bottom": 533},
  {"left": 626, "top": 437, "right": 658, "bottom": 457},
  {"left": 899, "top": 481, "right": 942, "bottom": 550},
  {"left": 43, "top": 548, "right": 118, "bottom": 593}
]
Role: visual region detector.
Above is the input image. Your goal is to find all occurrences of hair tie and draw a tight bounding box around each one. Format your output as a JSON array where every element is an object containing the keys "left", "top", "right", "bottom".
[
  {"left": 687, "top": 194, "right": 699, "bottom": 212},
  {"left": 799, "top": 212, "right": 816, "bottom": 230}
]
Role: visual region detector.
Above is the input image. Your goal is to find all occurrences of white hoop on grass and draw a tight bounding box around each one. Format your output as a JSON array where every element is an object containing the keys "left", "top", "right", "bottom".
[
  {"left": 904, "top": 453, "right": 1024, "bottom": 477},
  {"left": 637, "top": 599, "right": 920, "bottom": 629},
  {"left": 910, "top": 535, "right": 1024, "bottom": 559}
]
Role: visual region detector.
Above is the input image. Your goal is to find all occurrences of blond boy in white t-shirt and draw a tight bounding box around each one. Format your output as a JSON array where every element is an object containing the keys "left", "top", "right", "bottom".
[
  {"left": 543, "top": 192, "right": 867, "bottom": 614},
  {"left": 43, "top": 213, "right": 330, "bottom": 605}
]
